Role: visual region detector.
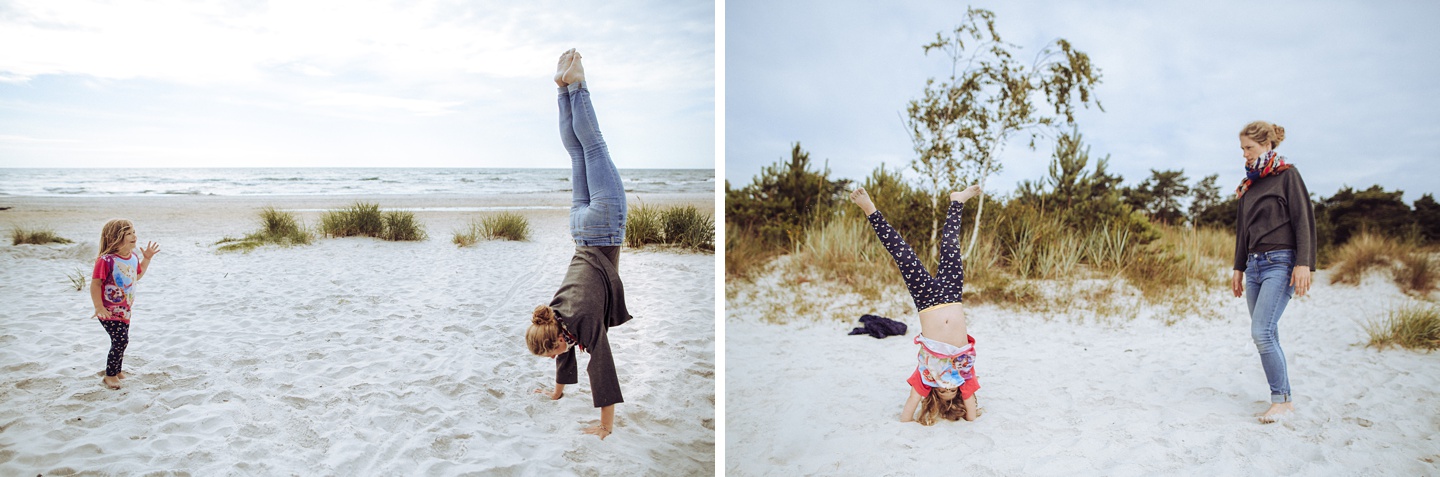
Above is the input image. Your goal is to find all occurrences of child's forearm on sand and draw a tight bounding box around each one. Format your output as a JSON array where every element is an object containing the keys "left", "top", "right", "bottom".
[
  {"left": 900, "top": 389, "right": 922, "bottom": 422},
  {"left": 552, "top": 383, "right": 566, "bottom": 399}
]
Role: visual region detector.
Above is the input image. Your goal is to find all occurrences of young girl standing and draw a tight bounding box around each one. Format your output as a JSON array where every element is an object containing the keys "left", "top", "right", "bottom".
[
  {"left": 525, "top": 49, "right": 633, "bottom": 440},
  {"left": 851, "top": 185, "right": 983, "bottom": 425},
  {"left": 91, "top": 219, "right": 160, "bottom": 390}
]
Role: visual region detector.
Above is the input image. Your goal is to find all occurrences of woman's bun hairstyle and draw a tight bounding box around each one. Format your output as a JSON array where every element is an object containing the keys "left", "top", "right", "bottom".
[
  {"left": 1240, "top": 121, "right": 1285, "bottom": 149},
  {"left": 532, "top": 304, "right": 556, "bottom": 326}
]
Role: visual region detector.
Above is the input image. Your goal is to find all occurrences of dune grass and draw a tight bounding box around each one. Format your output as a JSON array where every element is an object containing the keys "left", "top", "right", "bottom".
[
  {"left": 1327, "top": 231, "right": 1438, "bottom": 296},
  {"left": 215, "top": 207, "right": 314, "bottom": 252},
  {"left": 625, "top": 202, "right": 665, "bottom": 248},
  {"left": 660, "top": 205, "right": 715, "bottom": 252},
  {"left": 68, "top": 267, "right": 87, "bottom": 291},
  {"left": 725, "top": 223, "right": 781, "bottom": 282},
  {"left": 454, "top": 212, "right": 531, "bottom": 246},
  {"left": 1365, "top": 302, "right": 1440, "bottom": 351},
  {"left": 318, "top": 202, "right": 424, "bottom": 241},
  {"left": 624, "top": 202, "right": 714, "bottom": 252},
  {"left": 11, "top": 225, "right": 72, "bottom": 245},
  {"left": 1393, "top": 252, "right": 1438, "bottom": 296}
]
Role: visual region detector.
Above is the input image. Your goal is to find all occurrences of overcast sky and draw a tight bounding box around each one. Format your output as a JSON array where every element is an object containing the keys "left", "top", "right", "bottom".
[
  {"left": 726, "top": 1, "right": 1440, "bottom": 203},
  {"left": 0, "top": 0, "right": 714, "bottom": 169}
]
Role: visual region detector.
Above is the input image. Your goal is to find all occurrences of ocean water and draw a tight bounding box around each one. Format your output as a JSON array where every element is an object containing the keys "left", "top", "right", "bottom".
[{"left": 0, "top": 168, "right": 714, "bottom": 197}]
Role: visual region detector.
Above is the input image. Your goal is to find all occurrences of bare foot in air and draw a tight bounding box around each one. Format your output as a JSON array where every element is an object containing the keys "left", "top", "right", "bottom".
[
  {"left": 951, "top": 185, "right": 982, "bottom": 203},
  {"left": 1259, "top": 402, "right": 1294, "bottom": 423},
  {"left": 561, "top": 50, "right": 585, "bottom": 85},
  {"left": 850, "top": 188, "right": 877, "bottom": 216},
  {"left": 102, "top": 375, "right": 121, "bottom": 389},
  {"left": 555, "top": 49, "right": 573, "bottom": 87}
]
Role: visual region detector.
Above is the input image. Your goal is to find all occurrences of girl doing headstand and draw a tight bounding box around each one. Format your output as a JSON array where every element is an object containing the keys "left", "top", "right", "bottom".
[{"left": 852, "top": 185, "right": 983, "bottom": 425}]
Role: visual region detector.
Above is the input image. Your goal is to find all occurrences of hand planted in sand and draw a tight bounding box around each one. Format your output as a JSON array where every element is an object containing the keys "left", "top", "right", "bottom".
[
  {"left": 534, "top": 387, "right": 563, "bottom": 400},
  {"left": 582, "top": 424, "right": 612, "bottom": 440}
]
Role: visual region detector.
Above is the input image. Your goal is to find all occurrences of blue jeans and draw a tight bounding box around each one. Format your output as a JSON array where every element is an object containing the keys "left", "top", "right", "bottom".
[
  {"left": 558, "top": 81, "right": 627, "bottom": 246},
  {"left": 1244, "top": 249, "right": 1295, "bottom": 403}
]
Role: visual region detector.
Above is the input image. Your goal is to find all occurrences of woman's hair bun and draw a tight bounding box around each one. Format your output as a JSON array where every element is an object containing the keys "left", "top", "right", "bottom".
[
  {"left": 532, "top": 304, "right": 556, "bottom": 325},
  {"left": 1273, "top": 124, "right": 1286, "bottom": 145}
]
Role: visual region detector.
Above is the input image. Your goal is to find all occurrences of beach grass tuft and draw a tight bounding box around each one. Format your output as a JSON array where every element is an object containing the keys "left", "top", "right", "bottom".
[
  {"left": 320, "top": 202, "right": 385, "bottom": 238},
  {"left": 1392, "top": 252, "right": 1438, "bottom": 296},
  {"left": 68, "top": 267, "right": 87, "bottom": 291},
  {"left": 454, "top": 212, "right": 531, "bottom": 246},
  {"left": 660, "top": 205, "right": 715, "bottom": 252},
  {"left": 1329, "top": 232, "right": 1402, "bottom": 285},
  {"left": 216, "top": 207, "right": 315, "bottom": 252},
  {"left": 381, "top": 210, "right": 426, "bottom": 241},
  {"left": 1364, "top": 302, "right": 1440, "bottom": 351},
  {"left": 11, "top": 225, "right": 73, "bottom": 245},
  {"left": 725, "top": 223, "right": 780, "bottom": 281},
  {"left": 625, "top": 202, "right": 665, "bottom": 247}
]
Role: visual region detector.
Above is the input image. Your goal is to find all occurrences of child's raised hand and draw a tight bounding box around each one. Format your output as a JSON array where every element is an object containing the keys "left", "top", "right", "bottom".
[{"left": 141, "top": 241, "right": 161, "bottom": 260}]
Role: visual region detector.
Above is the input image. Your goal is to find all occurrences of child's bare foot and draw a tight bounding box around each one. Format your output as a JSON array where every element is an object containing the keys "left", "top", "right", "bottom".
[
  {"left": 950, "top": 185, "right": 982, "bottom": 203},
  {"left": 850, "top": 188, "right": 878, "bottom": 216},
  {"left": 561, "top": 50, "right": 585, "bottom": 85},
  {"left": 1259, "top": 402, "right": 1294, "bottom": 423},
  {"left": 554, "top": 49, "right": 574, "bottom": 87},
  {"left": 118, "top": 371, "right": 127, "bottom": 379},
  {"left": 102, "top": 375, "right": 121, "bottom": 389}
]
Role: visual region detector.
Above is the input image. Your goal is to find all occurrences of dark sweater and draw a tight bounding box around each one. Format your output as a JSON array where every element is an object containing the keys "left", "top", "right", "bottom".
[
  {"left": 552, "top": 246, "right": 632, "bottom": 408},
  {"left": 1233, "top": 167, "right": 1317, "bottom": 271}
]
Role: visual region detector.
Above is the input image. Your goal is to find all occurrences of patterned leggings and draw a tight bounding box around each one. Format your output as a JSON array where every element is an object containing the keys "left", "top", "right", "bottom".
[
  {"left": 98, "top": 319, "right": 129, "bottom": 377},
  {"left": 866, "top": 200, "right": 966, "bottom": 312}
]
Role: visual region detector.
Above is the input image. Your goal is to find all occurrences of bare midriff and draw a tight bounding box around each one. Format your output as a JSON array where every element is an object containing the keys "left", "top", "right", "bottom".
[{"left": 917, "top": 302, "right": 967, "bottom": 346}]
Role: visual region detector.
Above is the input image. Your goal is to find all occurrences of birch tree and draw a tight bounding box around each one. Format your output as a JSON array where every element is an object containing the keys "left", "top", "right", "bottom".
[{"left": 904, "top": 7, "right": 1103, "bottom": 257}]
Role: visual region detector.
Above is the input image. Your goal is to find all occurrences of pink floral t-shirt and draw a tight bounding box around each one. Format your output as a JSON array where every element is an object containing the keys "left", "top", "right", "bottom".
[{"left": 92, "top": 252, "right": 143, "bottom": 323}]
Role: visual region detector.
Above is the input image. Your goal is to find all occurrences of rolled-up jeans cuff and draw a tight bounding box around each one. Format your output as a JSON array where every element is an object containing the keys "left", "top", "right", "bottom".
[
  {"left": 1271, "top": 393, "right": 1291, "bottom": 403},
  {"left": 567, "top": 80, "right": 587, "bottom": 93}
]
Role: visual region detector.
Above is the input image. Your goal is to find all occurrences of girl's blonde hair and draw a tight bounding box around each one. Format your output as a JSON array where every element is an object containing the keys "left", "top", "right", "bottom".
[
  {"left": 1240, "top": 121, "right": 1286, "bottom": 149},
  {"left": 97, "top": 219, "right": 134, "bottom": 258},
  {"left": 915, "top": 388, "right": 968, "bottom": 426},
  {"left": 526, "top": 304, "right": 562, "bottom": 355}
]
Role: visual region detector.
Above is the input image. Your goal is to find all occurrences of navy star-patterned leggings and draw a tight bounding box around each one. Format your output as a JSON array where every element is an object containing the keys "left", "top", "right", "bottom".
[
  {"left": 98, "top": 319, "right": 129, "bottom": 377},
  {"left": 866, "top": 200, "right": 966, "bottom": 312}
]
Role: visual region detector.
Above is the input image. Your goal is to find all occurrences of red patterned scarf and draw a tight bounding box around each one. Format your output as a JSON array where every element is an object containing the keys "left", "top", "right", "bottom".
[{"left": 1235, "top": 151, "right": 1292, "bottom": 198}]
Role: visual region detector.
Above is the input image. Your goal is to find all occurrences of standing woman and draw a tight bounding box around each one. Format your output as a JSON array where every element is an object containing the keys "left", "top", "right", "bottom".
[
  {"left": 525, "top": 49, "right": 633, "bottom": 440},
  {"left": 1230, "top": 120, "right": 1316, "bottom": 423}
]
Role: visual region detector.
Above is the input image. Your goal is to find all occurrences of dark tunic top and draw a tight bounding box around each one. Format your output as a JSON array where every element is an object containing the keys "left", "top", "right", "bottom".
[
  {"left": 1233, "top": 167, "right": 1318, "bottom": 271},
  {"left": 552, "top": 246, "right": 632, "bottom": 408}
]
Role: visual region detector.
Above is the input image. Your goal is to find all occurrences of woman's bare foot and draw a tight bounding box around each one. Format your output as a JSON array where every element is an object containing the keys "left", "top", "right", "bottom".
[
  {"left": 950, "top": 185, "right": 982, "bottom": 203},
  {"left": 561, "top": 50, "right": 585, "bottom": 85},
  {"left": 102, "top": 375, "right": 121, "bottom": 389},
  {"left": 554, "top": 49, "right": 574, "bottom": 87},
  {"left": 1259, "top": 402, "right": 1294, "bottom": 423},
  {"left": 850, "top": 188, "right": 877, "bottom": 216}
]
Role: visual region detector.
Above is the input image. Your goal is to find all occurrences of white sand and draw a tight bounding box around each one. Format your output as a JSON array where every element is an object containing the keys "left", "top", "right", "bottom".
[
  {"left": 0, "top": 194, "right": 715, "bottom": 475},
  {"left": 726, "top": 262, "right": 1440, "bottom": 476}
]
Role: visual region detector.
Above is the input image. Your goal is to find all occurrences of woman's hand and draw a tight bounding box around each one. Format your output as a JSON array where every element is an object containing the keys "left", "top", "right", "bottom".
[
  {"left": 1231, "top": 270, "right": 1245, "bottom": 298},
  {"left": 141, "top": 242, "right": 161, "bottom": 260},
  {"left": 1291, "top": 266, "right": 1312, "bottom": 297}
]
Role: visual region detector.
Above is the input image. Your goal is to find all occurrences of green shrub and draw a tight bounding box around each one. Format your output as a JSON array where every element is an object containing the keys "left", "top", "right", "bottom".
[
  {"left": 481, "top": 213, "right": 530, "bottom": 241},
  {"left": 216, "top": 207, "right": 314, "bottom": 252},
  {"left": 382, "top": 210, "right": 426, "bottom": 241},
  {"left": 320, "top": 202, "right": 385, "bottom": 238}
]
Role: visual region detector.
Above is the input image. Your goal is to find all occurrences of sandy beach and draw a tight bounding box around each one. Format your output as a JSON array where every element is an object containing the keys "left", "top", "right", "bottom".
[
  {"left": 726, "top": 260, "right": 1440, "bottom": 476},
  {"left": 0, "top": 193, "right": 715, "bottom": 475}
]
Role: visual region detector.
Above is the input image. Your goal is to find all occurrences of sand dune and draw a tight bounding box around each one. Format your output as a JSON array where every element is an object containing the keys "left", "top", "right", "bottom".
[
  {"left": 0, "top": 194, "right": 715, "bottom": 475},
  {"left": 726, "top": 264, "right": 1440, "bottom": 476}
]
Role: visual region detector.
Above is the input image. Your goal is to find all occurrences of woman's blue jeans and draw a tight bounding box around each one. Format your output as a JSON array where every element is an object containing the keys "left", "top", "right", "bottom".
[
  {"left": 558, "top": 81, "right": 627, "bottom": 246},
  {"left": 1244, "top": 249, "right": 1295, "bottom": 403}
]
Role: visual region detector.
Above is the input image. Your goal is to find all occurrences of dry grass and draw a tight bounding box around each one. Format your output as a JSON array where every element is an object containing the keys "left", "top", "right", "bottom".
[
  {"left": 454, "top": 213, "right": 531, "bottom": 246},
  {"left": 725, "top": 223, "right": 782, "bottom": 282},
  {"left": 1365, "top": 302, "right": 1440, "bottom": 351},
  {"left": 11, "top": 225, "right": 72, "bottom": 245},
  {"left": 626, "top": 202, "right": 665, "bottom": 247},
  {"left": 1328, "top": 232, "right": 1438, "bottom": 296},
  {"left": 68, "top": 267, "right": 87, "bottom": 291},
  {"left": 1393, "top": 252, "right": 1438, "bottom": 296},
  {"left": 215, "top": 207, "right": 314, "bottom": 252},
  {"left": 786, "top": 215, "right": 894, "bottom": 300}
]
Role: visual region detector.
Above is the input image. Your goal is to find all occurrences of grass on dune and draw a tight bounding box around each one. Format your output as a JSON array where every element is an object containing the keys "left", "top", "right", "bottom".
[
  {"left": 1328, "top": 231, "right": 1438, "bottom": 296},
  {"left": 626, "top": 202, "right": 714, "bottom": 252},
  {"left": 216, "top": 207, "right": 314, "bottom": 252},
  {"left": 454, "top": 212, "right": 531, "bottom": 246},
  {"left": 1365, "top": 302, "right": 1440, "bottom": 351},
  {"left": 318, "top": 202, "right": 425, "bottom": 241},
  {"left": 11, "top": 225, "right": 73, "bottom": 245}
]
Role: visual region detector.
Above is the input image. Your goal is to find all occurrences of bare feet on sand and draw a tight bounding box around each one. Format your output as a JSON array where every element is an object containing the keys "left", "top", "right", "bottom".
[
  {"left": 951, "top": 185, "right": 982, "bottom": 203},
  {"left": 1259, "top": 402, "right": 1294, "bottom": 423},
  {"left": 555, "top": 49, "right": 574, "bottom": 87},
  {"left": 561, "top": 50, "right": 585, "bottom": 85},
  {"left": 102, "top": 375, "right": 121, "bottom": 389},
  {"left": 850, "top": 188, "right": 877, "bottom": 216}
]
